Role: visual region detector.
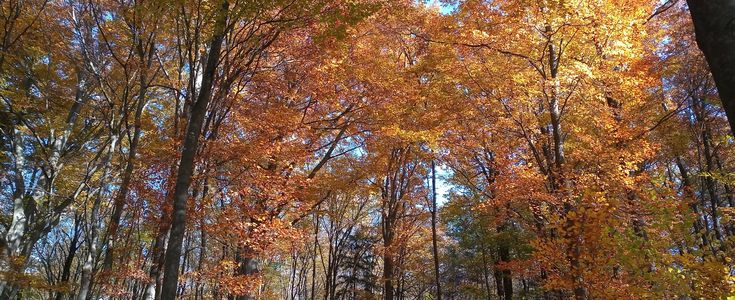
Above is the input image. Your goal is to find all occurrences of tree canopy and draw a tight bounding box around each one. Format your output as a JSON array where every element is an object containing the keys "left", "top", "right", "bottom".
[{"left": 1, "top": 0, "right": 734, "bottom": 299}]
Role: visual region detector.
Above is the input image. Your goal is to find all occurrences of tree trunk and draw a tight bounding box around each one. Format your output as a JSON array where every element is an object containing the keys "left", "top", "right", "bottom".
[
  {"left": 498, "top": 239, "right": 513, "bottom": 300},
  {"left": 310, "top": 209, "right": 319, "bottom": 300},
  {"left": 383, "top": 251, "right": 394, "bottom": 300},
  {"left": 480, "top": 248, "right": 493, "bottom": 300},
  {"left": 144, "top": 214, "right": 171, "bottom": 300},
  {"left": 104, "top": 44, "right": 152, "bottom": 270},
  {"left": 160, "top": 2, "right": 229, "bottom": 299},
  {"left": 701, "top": 124, "right": 724, "bottom": 242},
  {"left": 78, "top": 128, "right": 119, "bottom": 300},
  {"left": 55, "top": 214, "right": 82, "bottom": 300},
  {"left": 676, "top": 157, "right": 715, "bottom": 256},
  {"left": 233, "top": 249, "right": 258, "bottom": 300},
  {"left": 545, "top": 24, "right": 585, "bottom": 300},
  {"left": 686, "top": 0, "right": 735, "bottom": 133},
  {"left": 430, "top": 160, "right": 442, "bottom": 300},
  {"left": 2, "top": 74, "right": 90, "bottom": 298}
]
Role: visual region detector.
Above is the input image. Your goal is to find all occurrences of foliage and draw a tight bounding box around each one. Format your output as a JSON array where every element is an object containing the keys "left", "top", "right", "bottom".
[{"left": 0, "top": 0, "right": 734, "bottom": 299}]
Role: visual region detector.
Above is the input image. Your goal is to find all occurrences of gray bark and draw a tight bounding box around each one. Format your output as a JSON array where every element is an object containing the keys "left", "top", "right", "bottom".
[
  {"left": 160, "top": 2, "right": 229, "bottom": 299},
  {"left": 430, "top": 160, "right": 442, "bottom": 300},
  {"left": 1, "top": 74, "right": 94, "bottom": 298},
  {"left": 77, "top": 130, "right": 118, "bottom": 300},
  {"left": 687, "top": 0, "right": 735, "bottom": 134}
]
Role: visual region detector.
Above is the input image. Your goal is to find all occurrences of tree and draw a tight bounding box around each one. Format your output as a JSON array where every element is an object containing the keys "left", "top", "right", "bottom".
[
  {"left": 686, "top": 0, "right": 735, "bottom": 133},
  {"left": 2, "top": 1, "right": 735, "bottom": 299}
]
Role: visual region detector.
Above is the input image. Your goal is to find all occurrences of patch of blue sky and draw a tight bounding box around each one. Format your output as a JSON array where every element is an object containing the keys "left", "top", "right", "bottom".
[
  {"left": 421, "top": 0, "right": 458, "bottom": 15},
  {"left": 434, "top": 163, "right": 452, "bottom": 206}
]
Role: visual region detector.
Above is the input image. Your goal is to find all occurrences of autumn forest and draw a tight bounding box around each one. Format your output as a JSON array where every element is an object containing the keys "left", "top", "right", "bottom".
[{"left": 2, "top": 0, "right": 735, "bottom": 299}]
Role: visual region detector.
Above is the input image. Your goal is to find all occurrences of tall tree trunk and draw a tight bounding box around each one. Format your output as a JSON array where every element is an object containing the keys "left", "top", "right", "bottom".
[
  {"left": 430, "top": 160, "right": 442, "bottom": 300},
  {"left": 78, "top": 128, "right": 119, "bottom": 300},
  {"left": 2, "top": 74, "right": 91, "bottom": 298},
  {"left": 676, "top": 157, "right": 715, "bottom": 256},
  {"left": 103, "top": 38, "right": 154, "bottom": 269},
  {"left": 383, "top": 250, "right": 394, "bottom": 300},
  {"left": 479, "top": 247, "right": 493, "bottom": 300},
  {"left": 3, "top": 128, "right": 28, "bottom": 297},
  {"left": 144, "top": 216, "right": 170, "bottom": 300},
  {"left": 701, "top": 124, "right": 724, "bottom": 242},
  {"left": 383, "top": 208, "right": 396, "bottom": 300},
  {"left": 55, "top": 214, "right": 82, "bottom": 300},
  {"left": 310, "top": 209, "right": 319, "bottom": 300},
  {"left": 686, "top": 0, "right": 735, "bottom": 134},
  {"left": 545, "top": 24, "right": 585, "bottom": 300},
  {"left": 494, "top": 268, "right": 504, "bottom": 300},
  {"left": 233, "top": 248, "right": 258, "bottom": 300},
  {"left": 160, "top": 2, "right": 229, "bottom": 299},
  {"left": 497, "top": 234, "right": 513, "bottom": 300}
]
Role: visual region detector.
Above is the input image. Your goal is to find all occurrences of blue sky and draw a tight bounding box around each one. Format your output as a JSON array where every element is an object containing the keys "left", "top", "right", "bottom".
[{"left": 424, "top": 0, "right": 458, "bottom": 15}]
